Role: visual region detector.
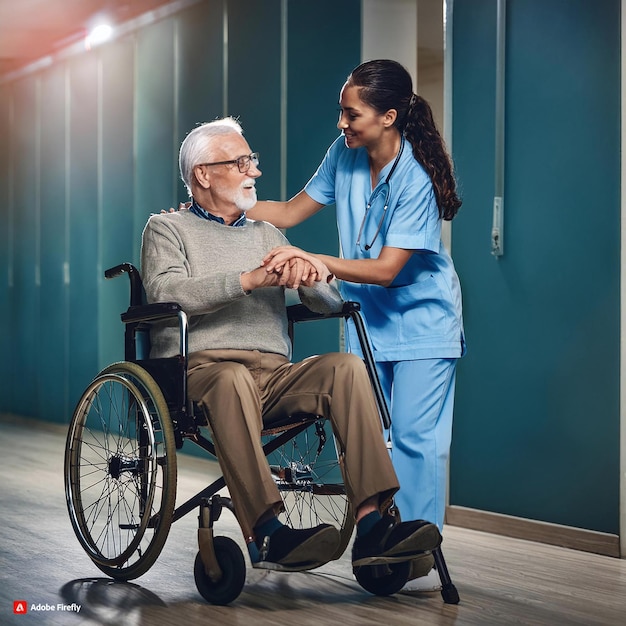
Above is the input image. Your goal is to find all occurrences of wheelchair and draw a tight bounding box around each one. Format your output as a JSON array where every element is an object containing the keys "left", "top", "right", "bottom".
[{"left": 64, "top": 262, "right": 460, "bottom": 606}]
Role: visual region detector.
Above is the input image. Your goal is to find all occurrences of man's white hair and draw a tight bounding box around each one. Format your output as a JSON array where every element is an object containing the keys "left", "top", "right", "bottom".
[{"left": 179, "top": 117, "right": 243, "bottom": 196}]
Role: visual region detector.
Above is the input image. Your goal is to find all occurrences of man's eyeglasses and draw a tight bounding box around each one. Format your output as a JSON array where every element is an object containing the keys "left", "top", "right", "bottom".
[{"left": 197, "top": 152, "right": 260, "bottom": 173}]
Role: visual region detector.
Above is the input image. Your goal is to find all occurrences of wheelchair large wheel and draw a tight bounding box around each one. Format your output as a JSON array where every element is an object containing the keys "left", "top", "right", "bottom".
[
  {"left": 65, "top": 362, "right": 177, "bottom": 580},
  {"left": 264, "top": 418, "right": 354, "bottom": 561}
]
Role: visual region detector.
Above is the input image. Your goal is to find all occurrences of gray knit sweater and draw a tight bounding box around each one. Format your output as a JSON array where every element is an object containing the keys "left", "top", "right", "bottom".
[{"left": 141, "top": 210, "right": 343, "bottom": 359}]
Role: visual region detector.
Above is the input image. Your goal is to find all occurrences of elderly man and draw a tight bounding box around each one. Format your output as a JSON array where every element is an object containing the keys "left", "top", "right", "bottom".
[{"left": 140, "top": 118, "right": 441, "bottom": 571}]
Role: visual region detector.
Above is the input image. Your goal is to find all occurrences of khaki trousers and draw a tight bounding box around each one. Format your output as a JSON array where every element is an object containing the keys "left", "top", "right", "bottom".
[{"left": 187, "top": 349, "right": 399, "bottom": 539}]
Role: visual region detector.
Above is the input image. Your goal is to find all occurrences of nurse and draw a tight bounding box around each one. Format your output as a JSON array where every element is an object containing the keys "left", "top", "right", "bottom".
[{"left": 248, "top": 59, "right": 464, "bottom": 536}]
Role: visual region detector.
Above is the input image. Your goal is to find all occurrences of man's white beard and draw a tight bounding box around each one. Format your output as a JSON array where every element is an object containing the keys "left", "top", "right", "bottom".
[{"left": 235, "top": 187, "right": 257, "bottom": 213}]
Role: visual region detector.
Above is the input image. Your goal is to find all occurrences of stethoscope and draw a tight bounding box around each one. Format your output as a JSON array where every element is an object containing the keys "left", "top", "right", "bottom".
[{"left": 355, "top": 137, "right": 405, "bottom": 251}]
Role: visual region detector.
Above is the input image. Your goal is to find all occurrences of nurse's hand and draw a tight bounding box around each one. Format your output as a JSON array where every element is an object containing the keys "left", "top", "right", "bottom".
[
  {"left": 273, "top": 257, "right": 320, "bottom": 289},
  {"left": 161, "top": 202, "right": 191, "bottom": 214},
  {"left": 241, "top": 258, "right": 318, "bottom": 291},
  {"left": 263, "top": 246, "right": 333, "bottom": 283}
]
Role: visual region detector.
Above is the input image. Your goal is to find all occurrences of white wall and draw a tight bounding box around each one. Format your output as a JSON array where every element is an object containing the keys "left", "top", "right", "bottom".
[{"left": 362, "top": 0, "right": 417, "bottom": 82}]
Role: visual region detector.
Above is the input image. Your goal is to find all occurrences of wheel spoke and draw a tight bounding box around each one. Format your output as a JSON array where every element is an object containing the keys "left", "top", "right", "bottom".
[{"left": 263, "top": 418, "right": 353, "bottom": 559}]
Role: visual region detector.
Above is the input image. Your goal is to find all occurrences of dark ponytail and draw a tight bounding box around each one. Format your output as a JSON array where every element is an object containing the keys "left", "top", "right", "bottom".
[
  {"left": 348, "top": 60, "right": 462, "bottom": 221},
  {"left": 404, "top": 93, "right": 461, "bottom": 220}
]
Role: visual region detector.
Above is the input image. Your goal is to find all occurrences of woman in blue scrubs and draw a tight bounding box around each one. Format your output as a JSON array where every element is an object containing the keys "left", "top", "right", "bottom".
[{"left": 249, "top": 59, "right": 464, "bottom": 536}]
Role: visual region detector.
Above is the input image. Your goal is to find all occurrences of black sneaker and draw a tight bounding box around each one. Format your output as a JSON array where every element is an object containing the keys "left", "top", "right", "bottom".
[
  {"left": 352, "top": 515, "right": 441, "bottom": 567},
  {"left": 253, "top": 523, "right": 341, "bottom": 571}
]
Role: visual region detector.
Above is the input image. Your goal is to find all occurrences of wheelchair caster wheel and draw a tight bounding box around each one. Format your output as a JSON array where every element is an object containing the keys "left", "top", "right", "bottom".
[
  {"left": 354, "top": 560, "right": 411, "bottom": 596},
  {"left": 194, "top": 536, "right": 246, "bottom": 605}
]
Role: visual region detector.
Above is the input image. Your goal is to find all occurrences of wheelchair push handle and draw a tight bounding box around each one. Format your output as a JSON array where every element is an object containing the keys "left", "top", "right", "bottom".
[
  {"left": 105, "top": 262, "right": 144, "bottom": 307},
  {"left": 105, "top": 262, "right": 134, "bottom": 279}
]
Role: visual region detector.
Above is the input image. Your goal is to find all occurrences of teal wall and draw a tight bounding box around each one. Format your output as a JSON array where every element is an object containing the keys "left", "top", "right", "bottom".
[
  {"left": 0, "top": 0, "right": 360, "bottom": 423},
  {"left": 450, "top": 0, "right": 620, "bottom": 534}
]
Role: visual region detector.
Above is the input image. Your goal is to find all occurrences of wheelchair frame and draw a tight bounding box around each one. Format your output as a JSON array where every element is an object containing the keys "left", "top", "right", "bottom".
[{"left": 64, "top": 262, "right": 459, "bottom": 605}]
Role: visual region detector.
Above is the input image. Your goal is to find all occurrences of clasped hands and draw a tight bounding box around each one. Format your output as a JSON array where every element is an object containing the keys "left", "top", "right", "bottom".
[{"left": 242, "top": 246, "right": 332, "bottom": 292}]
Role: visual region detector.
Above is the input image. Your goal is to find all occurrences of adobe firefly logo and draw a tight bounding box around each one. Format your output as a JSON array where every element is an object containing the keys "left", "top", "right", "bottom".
[{"left": 13, "top": 600, "right": 27, "bottom": 614}]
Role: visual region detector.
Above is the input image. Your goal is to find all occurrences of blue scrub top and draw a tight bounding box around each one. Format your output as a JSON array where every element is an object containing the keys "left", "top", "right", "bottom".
[{"left": 305, "top": 136, "right": 465, "bottom": 361}]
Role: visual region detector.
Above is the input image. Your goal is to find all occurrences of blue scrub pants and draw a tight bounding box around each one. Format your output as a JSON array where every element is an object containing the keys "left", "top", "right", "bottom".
[{"left": 376, "top": 358, "right": 457, "bottom": 530}]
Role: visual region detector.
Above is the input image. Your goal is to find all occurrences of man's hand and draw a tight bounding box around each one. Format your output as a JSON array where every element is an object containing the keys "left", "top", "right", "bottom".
[
  {"left": 240, "top": 266, "right": 282, "bottom": 292},
  {"left": 241, "top": 256, "right": 328, "bottom": 292}
]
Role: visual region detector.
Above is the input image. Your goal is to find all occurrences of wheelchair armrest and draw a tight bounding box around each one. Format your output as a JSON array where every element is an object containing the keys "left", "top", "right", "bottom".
[
  {"left": 121, "top": 302, "right": 183, "bottom": 324},
  {"left": 287, "top": 301, "right": 360, "bottom": 323},
  {"left": 120, "top": 302, "right": 189, "bottom": 365},
  {"left": 105, "top": 263, "right": 189, "bottom": 366}
]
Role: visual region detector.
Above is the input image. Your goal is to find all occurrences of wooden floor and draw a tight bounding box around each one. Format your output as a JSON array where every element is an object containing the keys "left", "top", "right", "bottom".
[{"left": 1, "top": 413, "right": 625, "bottom": 626}]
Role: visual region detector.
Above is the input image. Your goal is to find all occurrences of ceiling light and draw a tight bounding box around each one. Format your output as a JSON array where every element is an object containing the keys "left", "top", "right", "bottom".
[{"left": 85, "top": 24, "right": 113, "bottom": 50}]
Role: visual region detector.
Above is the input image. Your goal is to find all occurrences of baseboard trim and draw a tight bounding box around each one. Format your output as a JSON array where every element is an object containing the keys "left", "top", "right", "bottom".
[{"left": 445, "top": 505, "right": 621, "bottom": 558}]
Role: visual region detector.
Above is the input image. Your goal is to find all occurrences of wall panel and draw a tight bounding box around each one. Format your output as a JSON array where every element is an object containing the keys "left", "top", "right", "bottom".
[
  {"left": 450, "top": 0, "right": 620, "bottom": 534},
  {"left": 99, "top": 39, "right": 136, "bottom": 369},
  {"left": 12, "top": 78, "right": 39, "bottom": 417},
  {"left": 38, "top": 65, "right": 69, "bottom": 422},
  {"left": 228, "top": 0, "right": 282, "bottom": 199},
  {"left": 0, "top": 87, "right": 13, "bottom": 411},
  {"left": 176, "top": 0, "right": 225, "bottom": 199},
  {"left": 67, "top": 54, "right": 100, "bottom": 408},
  {"left": 135, "top": 18, "right": 176, "bottom": 255}
]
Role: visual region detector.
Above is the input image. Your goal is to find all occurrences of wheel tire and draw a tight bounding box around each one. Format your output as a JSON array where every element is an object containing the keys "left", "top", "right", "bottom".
[
  {"left": 194, "top": 536, "right": 246, "bottom": 605},
  {"left": 65, "top": 362, "right": 177, "bottom": 580},
  {"left": 354, "top": 560, "right": 411, "bottom": 596},
  {"left": 264, "top": 418, "right": 354, "bottom": 563}
]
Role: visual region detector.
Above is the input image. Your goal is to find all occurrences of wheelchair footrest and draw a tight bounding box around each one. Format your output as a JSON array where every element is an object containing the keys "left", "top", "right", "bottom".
[{"left": 251, "top": 559, "right": 330, "bottom": 573}]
